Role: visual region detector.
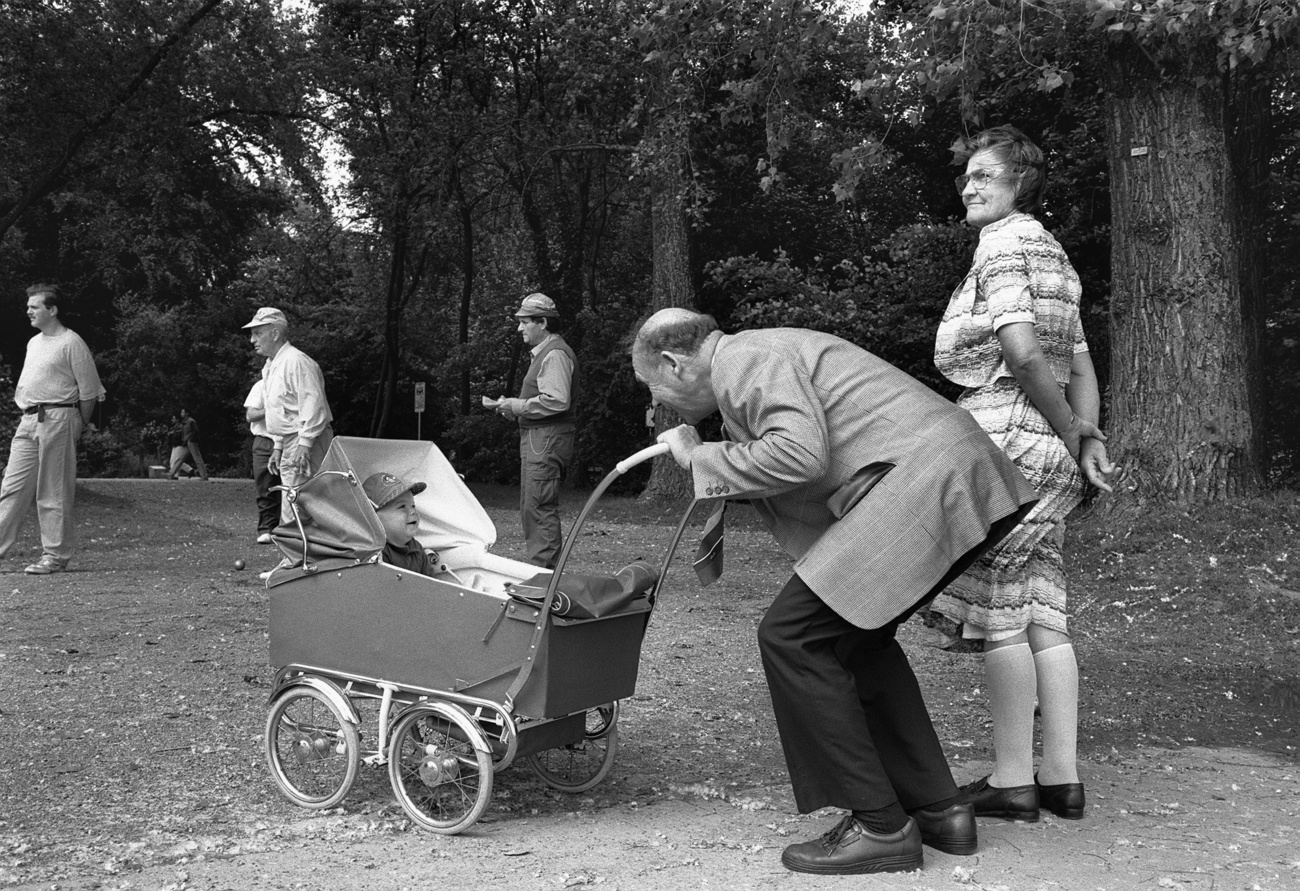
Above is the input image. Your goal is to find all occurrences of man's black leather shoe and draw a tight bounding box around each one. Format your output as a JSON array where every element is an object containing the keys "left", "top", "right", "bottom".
[
  {"left": 1036, "top": 776, "right": 1086, "bottom": 819},
  {"left": 908, "top": 802, "right": 977, "bottom": 855},
  {"left": 958, "top": 775, "right": 1040, "bottom": 822},
  {"left": 780, "top": 815, "right": 923, "bottom": 875}
]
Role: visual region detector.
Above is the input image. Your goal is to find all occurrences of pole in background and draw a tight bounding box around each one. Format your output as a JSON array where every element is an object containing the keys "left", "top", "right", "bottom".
[{"left": 414, "top": 381, "right": 426, "bottom": 440}]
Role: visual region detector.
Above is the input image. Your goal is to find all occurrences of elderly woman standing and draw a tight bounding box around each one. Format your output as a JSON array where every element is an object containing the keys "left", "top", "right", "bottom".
[{"left": 932, "top": 125, "right": 1116, "bottom": 822}]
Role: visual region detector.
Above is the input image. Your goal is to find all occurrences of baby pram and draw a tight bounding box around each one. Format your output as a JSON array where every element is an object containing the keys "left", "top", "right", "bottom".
[{"left": 263, "top": 436, "right": 685, "bottom": 833}]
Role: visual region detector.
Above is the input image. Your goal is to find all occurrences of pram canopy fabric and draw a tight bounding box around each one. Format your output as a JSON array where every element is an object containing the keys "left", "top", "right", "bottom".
[{"left": 271, "top": 436, "right": 497, "bottom": 581}]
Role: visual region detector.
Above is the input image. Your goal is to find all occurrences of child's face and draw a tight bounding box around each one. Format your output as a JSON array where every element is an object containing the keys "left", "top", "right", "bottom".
[{"left": 377, "top": 493, "right": 420, "bottom": 546}]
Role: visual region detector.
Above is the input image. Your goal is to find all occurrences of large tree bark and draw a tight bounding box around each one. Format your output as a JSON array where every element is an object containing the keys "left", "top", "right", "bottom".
[
  {"left": 1103, "top": 39, "right": 1265, "bottom": 503},
  {"left": 640, "top": 154, "right": 697, "bottom": 502}
]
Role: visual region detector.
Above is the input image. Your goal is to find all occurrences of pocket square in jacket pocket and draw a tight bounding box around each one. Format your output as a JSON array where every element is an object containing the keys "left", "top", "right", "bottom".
[{"left": 827, "top": 462, "right": 894, "bottom": 520}]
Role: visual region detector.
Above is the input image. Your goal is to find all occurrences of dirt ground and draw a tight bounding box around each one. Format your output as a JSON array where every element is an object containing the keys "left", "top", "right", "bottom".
[{"left": 1, "top": 478, "right": 1297, "bottom": 891}]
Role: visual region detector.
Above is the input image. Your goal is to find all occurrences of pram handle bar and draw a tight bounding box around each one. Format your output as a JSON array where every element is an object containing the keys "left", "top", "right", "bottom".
[
  {"left": 502, "top": 441, "right": 688, "bottom": 711},
  {"left": 614, "top": 442, "right": 670, "bottom": 474}
]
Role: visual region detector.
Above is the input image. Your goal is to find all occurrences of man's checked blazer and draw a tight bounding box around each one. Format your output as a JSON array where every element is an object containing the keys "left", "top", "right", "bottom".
[{"left": 686, "top": 328, "right": 1038, "bottom": 629}]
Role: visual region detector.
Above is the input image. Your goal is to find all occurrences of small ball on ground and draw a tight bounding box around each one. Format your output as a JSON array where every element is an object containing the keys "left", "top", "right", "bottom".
[{"left": 234, "top": 558, "right": 246, "bottom": 571}]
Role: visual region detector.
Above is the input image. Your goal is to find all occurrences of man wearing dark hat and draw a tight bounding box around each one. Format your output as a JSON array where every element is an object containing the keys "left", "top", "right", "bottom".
[
  {"left": 489, "top": 293, "right": 577, "bottom": 569},
  {"left": 362, "top": 471, "right": 438, "bottom": 576}
]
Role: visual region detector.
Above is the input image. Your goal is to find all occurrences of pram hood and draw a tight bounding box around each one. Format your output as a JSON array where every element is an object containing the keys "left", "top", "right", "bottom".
[{"left": 270, "top": 436, "right": 497, "bottom": 581}]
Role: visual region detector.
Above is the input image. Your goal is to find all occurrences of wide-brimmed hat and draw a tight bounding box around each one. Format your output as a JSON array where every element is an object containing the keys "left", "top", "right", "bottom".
[
  {"left": 362, "top": 472, "right": 427, "bottom": 510},
  {"left": 241, "top": 307, "right": 288, "bottom": 329},
  {"left": 513, "top": 293, "right": 559, "bottom": 318}
]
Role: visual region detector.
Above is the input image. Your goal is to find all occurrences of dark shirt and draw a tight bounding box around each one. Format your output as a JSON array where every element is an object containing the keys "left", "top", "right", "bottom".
[
  {"left": 382, "top": 538, "right": 437, "bottom": 576},
  {"left": 181, "top": 416, "right": 199, "bottom": 443}
]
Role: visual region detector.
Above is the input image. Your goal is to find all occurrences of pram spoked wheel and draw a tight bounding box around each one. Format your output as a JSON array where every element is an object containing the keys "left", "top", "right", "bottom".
[
  {"left": 526, "top": 702, "right": 619, "bottom": 793},
  {"left": 388, "top": 701, "right": 494, "bottom": 834},
  {"left": 264, "top": 685, "right": 361, "bottom": 809}
]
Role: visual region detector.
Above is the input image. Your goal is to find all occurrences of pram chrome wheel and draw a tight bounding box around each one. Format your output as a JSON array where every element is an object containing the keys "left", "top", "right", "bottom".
[
  {"left": 388, "top": 702, "right": 493, "bottom": 834},
  {"left": 264, "top": 686, "right": 360, "bottom": 809},
  {"left": 526, "top": 702, "right": 619, "bottom": 793}
]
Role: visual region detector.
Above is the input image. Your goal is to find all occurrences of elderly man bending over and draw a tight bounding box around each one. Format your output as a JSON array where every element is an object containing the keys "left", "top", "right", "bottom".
[{"left": 631, "top": 309, "right": 1037, "bottom": 875}]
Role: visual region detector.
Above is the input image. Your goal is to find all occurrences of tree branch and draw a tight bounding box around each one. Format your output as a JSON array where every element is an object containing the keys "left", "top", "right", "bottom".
[{"left": 0, "top": 0, "right": 227, "bottom": 242}]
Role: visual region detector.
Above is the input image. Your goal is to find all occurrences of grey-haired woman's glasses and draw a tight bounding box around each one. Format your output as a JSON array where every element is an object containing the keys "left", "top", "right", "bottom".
[{"left": 955, "top": 170, "right": 1005, "bottom": 194}]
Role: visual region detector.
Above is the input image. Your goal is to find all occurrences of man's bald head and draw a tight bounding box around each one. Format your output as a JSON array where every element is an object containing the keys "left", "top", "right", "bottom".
[
  {"left": 631, "top": 309, "right": 722, "bottom": 425},
  {"left": 632, "top": 308, "right": 719, "bottom": 361}
]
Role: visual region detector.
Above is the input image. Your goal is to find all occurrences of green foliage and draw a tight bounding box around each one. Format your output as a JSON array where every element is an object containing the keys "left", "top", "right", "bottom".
[
  {"left": 570, "top": 299, "right": 660, "bottom": 490},
  {"left": 76, "top": 426, "right": 140, "bottom": 479},
  {"left": 0, "top": 361, "right": 17, "bottom": 452},
  {"left": 708, "top": 223, "right": 976, "bottom": 393},
  {"left": 0, "top": 0, "right": 1291, "bottom": 496},
  {"left": 440, "top": 412, "right": 517, "bottom": 485},
  {"left": 103, "top": 293, "right": 257, "bottom": 475}
]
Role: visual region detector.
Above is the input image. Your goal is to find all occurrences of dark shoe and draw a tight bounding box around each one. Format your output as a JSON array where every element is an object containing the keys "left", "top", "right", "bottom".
[
  {"left": 908, "top": 802, "right": 977, "bottom": 855},
  {"left": 1036, "top": 775, "right": 1085, "bottom": 819},
  {"left": 781, "top": 815, "right": 922, "bottom": 875},
  {"left": 958, "top": 775, "right": 1039, "bottom": 822}
]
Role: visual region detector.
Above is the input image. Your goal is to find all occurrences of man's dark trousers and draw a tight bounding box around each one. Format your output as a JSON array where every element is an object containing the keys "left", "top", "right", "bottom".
[
  {"left": 252, "top": 433, "right": 280, "bottom": 534},
  {"left": 757, "top": 506, "right": 1029, "bottom": 813},
  {"left": 758, "top": 574, "right": 957, "bottom": 814}
]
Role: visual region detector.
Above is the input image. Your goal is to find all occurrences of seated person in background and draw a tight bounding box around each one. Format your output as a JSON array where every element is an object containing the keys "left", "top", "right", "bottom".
[{"left": 362, "top": 471, "right": 439, "bottom": 576}]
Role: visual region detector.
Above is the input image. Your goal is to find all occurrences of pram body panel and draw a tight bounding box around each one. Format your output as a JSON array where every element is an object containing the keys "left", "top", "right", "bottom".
[{"left": 269, "top": 561, "right": 650, "bottom": 719}]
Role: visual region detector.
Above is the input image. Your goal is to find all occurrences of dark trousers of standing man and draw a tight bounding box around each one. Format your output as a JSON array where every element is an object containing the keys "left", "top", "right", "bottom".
[
  {"left": 757, "top": 506, "right": 1029, "bottom": 814},
  {"left": 251, "top": 434, "right": 281, "bottom": 535},
  {"left": 759, "top": 574, "right": 957, "bottom": 814}
]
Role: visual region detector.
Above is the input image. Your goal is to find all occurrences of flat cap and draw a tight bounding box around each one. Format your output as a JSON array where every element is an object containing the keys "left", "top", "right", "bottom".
[
  {"left": 513, "top": 293, "right": 559, "bottom": 318},
  {"left": 241, "top": 307, "right": 288, "bottom": 329}
]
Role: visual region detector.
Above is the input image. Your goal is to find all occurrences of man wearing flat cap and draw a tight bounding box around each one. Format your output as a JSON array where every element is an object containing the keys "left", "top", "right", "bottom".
[
  {"left": 242, "top": 307, "right": 334, "bottom": 541},
  {"left": 488, "top": 293, "right": 578, "bottom": 569}
]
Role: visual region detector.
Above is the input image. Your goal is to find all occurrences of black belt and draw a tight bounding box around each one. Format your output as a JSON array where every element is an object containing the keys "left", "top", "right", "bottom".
[{"left": 23, "top": 403, "right": 79, "bottom": 422}]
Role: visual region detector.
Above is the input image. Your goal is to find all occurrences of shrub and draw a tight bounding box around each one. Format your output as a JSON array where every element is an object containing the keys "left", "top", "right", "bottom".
[{"left": 707, "top": 223, "right": 976, "bottom": 396}]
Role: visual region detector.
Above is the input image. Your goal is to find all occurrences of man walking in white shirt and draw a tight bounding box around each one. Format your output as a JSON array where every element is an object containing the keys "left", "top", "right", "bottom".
[{"left": 241, "top": 307, "right": 333, "bottom": 577}]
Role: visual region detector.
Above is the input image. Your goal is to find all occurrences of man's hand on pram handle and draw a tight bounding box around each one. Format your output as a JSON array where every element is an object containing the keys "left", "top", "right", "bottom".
[{"left": 655, "top": 424, "right": 701, "bottom": 470}]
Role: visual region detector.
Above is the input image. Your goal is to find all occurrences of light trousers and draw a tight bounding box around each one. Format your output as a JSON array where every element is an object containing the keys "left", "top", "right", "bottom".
[
  {"left": 0, "top": 408, "right": 82, "bottom": 563},
  {"left": 277, "top": 427, "right": 334, "bottom": 524},
  {"left": 169, "top": 440, "right": 208, "bottom": 479}
]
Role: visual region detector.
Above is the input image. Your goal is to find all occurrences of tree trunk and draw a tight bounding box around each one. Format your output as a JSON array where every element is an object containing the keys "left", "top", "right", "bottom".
[
  {"left": 1103, "top": 39, "right": 1265, "bottom": 503},
  {"left": 640, "top": 154, "right": 697, "bottom": 503},
  {"left": 371, "top": 220, "right": 406, "bottom": 437},
  {"left": 456, "top": 176, "right": 475, "bottom": 417}
]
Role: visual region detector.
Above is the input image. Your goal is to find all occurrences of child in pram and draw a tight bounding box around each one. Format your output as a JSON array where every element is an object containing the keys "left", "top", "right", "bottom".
[{"left": 361, "top": 470, "right": 440, "bottom": 576}]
